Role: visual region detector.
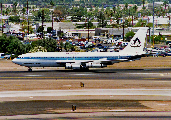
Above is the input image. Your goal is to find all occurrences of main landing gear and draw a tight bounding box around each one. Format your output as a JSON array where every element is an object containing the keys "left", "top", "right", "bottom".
[{"left": 28, "top": 67, "right": 32, "bottom": 72}]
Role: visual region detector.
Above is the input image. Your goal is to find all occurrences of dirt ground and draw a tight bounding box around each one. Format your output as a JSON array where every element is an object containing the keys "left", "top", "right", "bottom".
[{"left": 1, "top": 100, "right": 171, "bottom": 116}]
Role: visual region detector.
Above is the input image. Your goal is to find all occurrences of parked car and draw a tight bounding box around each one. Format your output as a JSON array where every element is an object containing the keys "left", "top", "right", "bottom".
[
  {"left": 158, "top": 52, "right": 167, "bottom": 57},
  {"left": 165, "top": 51, "right": 171, "bottom": 56}
]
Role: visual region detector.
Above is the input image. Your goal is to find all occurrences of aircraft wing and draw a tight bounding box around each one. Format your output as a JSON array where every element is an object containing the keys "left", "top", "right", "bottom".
[
  {"left": 100, "top": 58, "right": 129, "bottom": 64},
  {"left": 56, "top": 58, "right": 130, "bottom": 69}
]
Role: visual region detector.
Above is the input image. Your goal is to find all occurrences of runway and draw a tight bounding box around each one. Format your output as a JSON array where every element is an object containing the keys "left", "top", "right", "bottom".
[
  {"left": 1, "top": 60, "right": 171, "bottom": 119},
  {"left": 0, "top": 68, "right": 171, "bottom": 100},
  {"left": 1, "top": 112, "right": 171, "bottom": 120},
  {"left": 1, "top": 89, "right": 171, "bottom": 98},
  {"left": 0, "top": 68, "right": 171, "bottom": 80}
]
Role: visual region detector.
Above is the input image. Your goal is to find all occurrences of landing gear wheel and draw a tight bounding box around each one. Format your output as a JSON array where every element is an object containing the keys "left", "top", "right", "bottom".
[{"left": 28, "top": 68, "right": 32, "bottom": 72}]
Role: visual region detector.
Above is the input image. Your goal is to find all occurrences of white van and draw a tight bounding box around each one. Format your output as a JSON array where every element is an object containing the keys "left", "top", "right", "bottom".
[
  {"left": 92, "top": 36, "right": 100, "bottom": 40},
  {"left": 0, "top": 53, "right": 5, "bottom": 58}
]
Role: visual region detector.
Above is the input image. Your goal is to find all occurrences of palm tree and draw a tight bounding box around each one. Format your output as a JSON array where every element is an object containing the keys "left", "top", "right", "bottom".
[
  {"left": 133, "top": 5, "right": 138, "bottom": 13},
  {"left": 13, "top": 2, "right": 18, "bottom": 15},
  {"left": 125, "top": 3, "right": 128, "bottom": 11},
  {"left": 97, "top": 11, "right": 105, "bottom": 28},
  {"left": 5, "top": 8, "right": 10, "bottom": 15},
  {"left": 50, "top": 0, "right": 55, "bottom": 8},
  {"left": 163, "top": 1, "right": 168, "bottom": 10},
  {"left": 142, "top": 0, "right": 146, "bottom": 17},
  {"left": 113, "top": 6, "right": 116, "bottom": 14},
  {"left": 142, "top": 0, "right": 145, "bottom": 9},
  {"left": 32, "top": 5, "right": 35, "bottom": 12},
  {"left": 124, "top": 3, "right": 129, "bottom": 16},
  {"left": 93, "top": 7, "right": 99, "bottom": 17},
  {"left": 163, "top": 1, "right": 168, "bottom": 16},
  {"left": 105, "top": 7, "right": 111, "bottom": 19},
  {"left": 22, "top": 7, "right": 26, "bottom": 18}
]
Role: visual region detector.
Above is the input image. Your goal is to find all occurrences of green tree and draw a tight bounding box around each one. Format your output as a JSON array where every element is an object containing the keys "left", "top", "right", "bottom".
[
  {"left": 29, "top": 46, "right": 47, "bottom": 53},
  {"left": 125, "top": 3, "right": 128, "bottom": 11},
  {"left": 163, "top": 1, "right": 169, "bottom": 16},
  {"left": 134, "top": 19, "right": 147, "bottom": 27},
  {"left": 163, "top": 1, "right": 168, "bottom": 10},
  {"left": 97, "top": 11, "right": 106, "bottom": 28},
  {"left": 93, "top": 7, "right": 99, "bottom": 17},
  {"left": 142, "top": 0, "right": 146, "bottom": 17},
  {"left": 50, "top": 0, "right": 55, "bottom": 7},
  {"left": 5, "top": 8, "right": 10, "bottom": 15},
  {"left": 37, "top": 26, "right": 43, "bottom": 33},
  {"left": 33, "top": 8, "right": 51, "bottom": 22},
  {"left": 60, "top": 41, "right": 64, "bottom": 50},
  {"left": 113, "top": 6, "right": 116, "bottom": 14},
  {"left": 47, "top": 27, "right": 53, "bottom": 33},
  {"left": 13, "top": 2, "right": 18, "bottom": 15},
  {"left": 125, "top": 31, "right": 135, "bottom": 41},
  {"left": 150, "top": 35, "right": 165, "bottom": 44},
  {"left": 64, "top": 42, "right": 72, "bottom": 52},
  {"left": 9, "top": 16, "right": 20, "bottom": 23},
  {"left": 22, "top": 7, "right": 26, "bottom": 20},
  {"left": 0, "top": 35, "right": 30, "bottom": 55},
  {"left": 84, "top": 20, "right": 94, "bottom": 29},
  {"left": 105, "top": 7, "right": 111, "bottom": 19},
  {"left": 34, "top": 38, "right": 57, "bottom": 52},
  {"left": 21, "top": 21, "right": 34, "bottom": 34},
  {"left": 142, "top": 0, "right": 145, "bottom": 9},
  {"left": 133, "top": 5, "right": 138, "bottom": 13},
  {"left": 54, "top": 6, "right": 67, "bottom": 21}
]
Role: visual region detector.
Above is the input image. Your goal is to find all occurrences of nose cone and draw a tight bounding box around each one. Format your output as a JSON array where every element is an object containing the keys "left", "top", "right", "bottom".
[
  {"left": 12, "top": 58, "right": 19, "bottom": 65},
  {"left": 12, "top": 58, "right": 16, "bottom": 63}
]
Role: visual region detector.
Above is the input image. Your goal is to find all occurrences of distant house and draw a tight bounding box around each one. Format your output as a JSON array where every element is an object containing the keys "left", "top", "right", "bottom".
[
  {"left": 65, "top": 29, "right": 95, "bottom": 39},
  {"left": 148, "top": 16, "right": 170, "bottom": 26},
  {"left": 3, "top": 3, "right": 20, "bottom": 8},
  {"left": 28, "top": 5, "right": 36, "bottom": 9},
  {"left": 3, "top": 4, "right": 13, "bottom": 8},
  {"left": 95, "top": 28, "right": 130, "bottom": 38},
  {"left": 119, "top": 4, "right": 137, "bottom": 9}
]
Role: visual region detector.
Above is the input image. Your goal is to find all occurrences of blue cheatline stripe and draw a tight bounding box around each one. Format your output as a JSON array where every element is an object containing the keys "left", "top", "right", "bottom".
[{"left": 16, "top": 56, "right": 131, "bottom": 61}]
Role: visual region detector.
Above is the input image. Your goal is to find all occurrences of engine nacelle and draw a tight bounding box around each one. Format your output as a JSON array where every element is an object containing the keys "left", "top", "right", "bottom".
[
  {"left": 65, "top": 63, "right": 83, "bottom": 69},
  {"left": 72, "top": 64, "right": 82, "bottom": 69},
  {"left": 65, "top": 63, "right": 72, "bottom": 69},
  {"left": 86, "top": 63, "right": 107, "bottom": 68}
]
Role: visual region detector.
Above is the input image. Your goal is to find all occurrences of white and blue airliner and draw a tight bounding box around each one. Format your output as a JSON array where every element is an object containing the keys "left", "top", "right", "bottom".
[{"left": 12, "top": 27, "right": 148, "bottom": 71}]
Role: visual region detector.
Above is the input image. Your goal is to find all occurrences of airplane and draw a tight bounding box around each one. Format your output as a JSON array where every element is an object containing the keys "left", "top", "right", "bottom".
[{"left": 12, "top": 27, "right": 148, "bottom": 71}]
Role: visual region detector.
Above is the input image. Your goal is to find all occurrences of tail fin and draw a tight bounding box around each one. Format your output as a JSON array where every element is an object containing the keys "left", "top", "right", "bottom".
[{"left": 120, "top": 27, "right": 148, "bottom": 55}]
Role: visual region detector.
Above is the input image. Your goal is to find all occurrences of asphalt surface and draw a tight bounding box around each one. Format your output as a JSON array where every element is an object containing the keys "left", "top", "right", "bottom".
[
  {"left": 0, "top": 68, "right": 171, "bottom": 80},
  {"left": 1, "top": 112, "right": 171, "bottom": 120}
]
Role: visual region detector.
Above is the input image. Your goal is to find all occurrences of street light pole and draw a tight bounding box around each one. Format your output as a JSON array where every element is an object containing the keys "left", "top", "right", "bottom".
[
  {"left": 27, "top": 1, "right": 29, "bottom": 35},
  {"left": 123, "top": 15, "right": 125, "bottom": 42},
  {"left": 1, "top": 3, "right": 3, "bottom": 34},
  {"left": 153, "top": 0, "right": 154, "bottom": 46},
  {"left": 88, "top": 18, "right": 89, "bottom": 42},
  {"left": 123, "top": 21, "right": 124, "bottom": 41},
  {"left": 42, "top": 10, "right": 44, "bottom": 38},
  {"left": 52, "top": 11, "right": 53, "bottom": 34}
]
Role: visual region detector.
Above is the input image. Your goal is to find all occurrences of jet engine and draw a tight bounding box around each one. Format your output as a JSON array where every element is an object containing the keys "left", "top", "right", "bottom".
[
  {"left": 86, "top": 62, "right": 107, "bottom": 68},
  {"left": 65, "top": 63, "right": 83, "bottom": 69}
]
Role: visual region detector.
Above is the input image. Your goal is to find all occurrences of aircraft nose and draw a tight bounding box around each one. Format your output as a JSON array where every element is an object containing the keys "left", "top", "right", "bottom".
[{"left": 12, "top": 58, "right": 18, "bottom": 64}]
